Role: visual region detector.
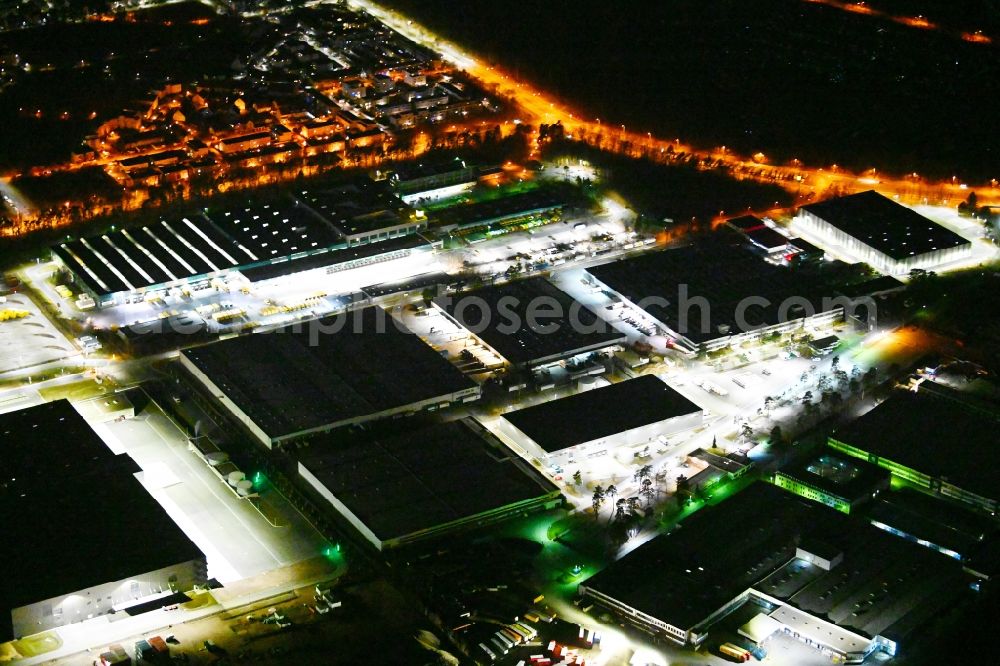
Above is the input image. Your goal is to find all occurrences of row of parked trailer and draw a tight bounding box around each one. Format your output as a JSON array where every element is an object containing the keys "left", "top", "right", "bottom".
[{"left": 478, "top": 620, "right": 539, "bottom": 661}]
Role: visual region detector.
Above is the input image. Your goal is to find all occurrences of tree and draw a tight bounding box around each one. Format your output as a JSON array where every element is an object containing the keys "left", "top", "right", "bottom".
[
  {"left": 739, "top": 423, "right": 754, "bottom": 444},
  {"left": 614, "top": 497, "right": 629, "bottom": 523},
  {"left": 572, "top": 470, "right": 583, "bottom": 486},
  {"left": 421, "top": 285, "right": 438, "bottom": 306},
  {"left": 802, "top": 390, "right": 814, "bottom": 404},
  {"left": 634, "top": 464, "right": 653, "bottom": 485},
  {"left": 640, "top": 478, "right": 655, "bottom": 508},
  {"left": 769, "top": 425, "right": 786, "bottom": 450},
  {"left": 824, "top": 391, "right": 844, "bottom": 408},
  {"left": 606, "top": 484, "right": 618, "bottom": 503},
  {"left": 958, "top": 191, "right": 980, "bottom": 217},
  {"left": 591, "top": 485, "right": 605, "bottom": 518}
]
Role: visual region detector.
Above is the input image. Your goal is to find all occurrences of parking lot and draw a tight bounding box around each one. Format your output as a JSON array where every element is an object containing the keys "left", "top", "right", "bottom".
[{"left": 0, "top": 291, "right": 76, "bottom": 374}]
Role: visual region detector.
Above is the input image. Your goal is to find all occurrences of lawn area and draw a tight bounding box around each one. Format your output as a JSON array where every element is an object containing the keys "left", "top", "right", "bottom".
[
  {"left": 10, "top": 631, "right": 62, "bottom": 658},
  {"left": 37, "top": 375, "right": 109, "bottom": 402}
]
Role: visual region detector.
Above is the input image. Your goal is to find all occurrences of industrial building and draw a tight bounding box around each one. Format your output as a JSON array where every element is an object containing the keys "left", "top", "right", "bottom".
[
  {"left": 295, "top": 179, "right": 426, "bottom": 246},
  {"left": 433, "top": 277, "right": 626, "bottom": 368},
  {"left": 587, "top": 241, "right": 842, "bottom": 354},
  {"left": 432, "top": 190, "right": 567, "bottom": 236},
  {"left": 0, "top": 400, "right": 207, "bottom": 643},
  {"left": 387, "top": 158, "right": 484, "bottom": 202},
  {"left": 796, "top": 190, "right": 972, "bottom": 274},
  {"left": 866, "top": 488, "right": 999, "bottom": 562},
  {"left": 181, "top": 306, "right": 480, "bottom": 449},
  {"left": 53, "top": 199, "right": 433, "bottom": 308},
  {"left": 772, "top": 449, "right": 890, "bottom": 514},
  {"left": 579, "top": 483, "right": 971, "bottom": 663},
  {"left": 498, "top": 375, "right": 703, "bottom": 466},
  {"left": 296, "top": 419, "right": 562, "bottom": 550},
  {"left": 829, "top": 387, "right": 1000, "bottom": 513},
  {"left": 237, "top": 234, "right": 432, "bottom": 284}
]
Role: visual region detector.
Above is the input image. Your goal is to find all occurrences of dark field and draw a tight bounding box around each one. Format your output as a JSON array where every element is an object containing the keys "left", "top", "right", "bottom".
[{"left": 385, "top": 0, "right": 1000, "bottom": 181}]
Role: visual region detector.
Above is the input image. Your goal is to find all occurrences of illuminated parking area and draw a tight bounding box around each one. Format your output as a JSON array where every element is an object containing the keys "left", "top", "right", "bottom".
[{"left": 0, "top": 292, "right": 76, "bottom": 373}]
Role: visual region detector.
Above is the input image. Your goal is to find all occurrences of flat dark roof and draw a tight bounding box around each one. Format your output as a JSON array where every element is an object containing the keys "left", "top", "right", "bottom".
[
  {"left": 808, "top": 334, "right": 840, "bottom": 351},
  {"left": 204, "top": 201, "right": 339, "bottom": 260},
  {"left": 298, "top": 419, "right": 558, "bottom": 542},
  {"left": 296, "top": 180, "right": 411, "bottom": 237},
  {"left": 432, "top": 190, "right": 565, "bottom": 229},
  {"left": 0, "top": 400, "right": 203, "bottom": 641},
  {"left": 503, "top": 375, "right": 701, "bottom": 453},
  {"left": 182, "top": 306, "right": 477, "bottom": 442},
  {"left": 745, "top": 226, "right": 790, "bottom": 251},
  {"left": 727, "top": 215, "right": 766, "bottom": 232},
  {"left": 866, "top": 488, "right": 997, "bottom": 558},
  {"left": 584, "top": 483, "right": 812, "bottom": 630},
  {"left": 585, "top": 483, "right": 966, "bottom": 641},
  {"left": 434, "top": 277, "right": 625, "bottom": 366},
  {"left": 588, "top": 240, "right": 835, "bottom": 344},
  {"left": 832, "top": 389, "right": 1000, "bottom": 500},
  {"left": 788, "top": 236, "right": 823, "bottom": 255},
  {"left": 801, "top": 190, "right": 970, "bottom": 261},
  {"left": 781, "top": 449, "right": 889, "bottom": 501}
]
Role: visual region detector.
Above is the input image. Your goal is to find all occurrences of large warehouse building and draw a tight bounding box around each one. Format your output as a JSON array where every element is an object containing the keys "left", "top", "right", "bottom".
[
  {"left": 829, "top": 386, "right": 1000, "bottom": 514},
  {"left": 53, "top": 199, "right": 433, "bottom": 308},
  {"left": 297, "top": 419, "right": 562, "bottom": 550},
  {"left": 498, "top": 375, "right": 703, "bottom": 466},
  {"left": 0, "top": 400, "right": 207, "bottom": 643},
  {"left": 433, "top": 277, "right": 626, "bottom": 368},
  {"left": 587, "top": 241, "right": 841, "bottom": 354},
  {"left": 580, "top": 483, "right": 970, "bottom": 663},
  {"left": 181, "top": 306, "right": 480, "bottom": 449},
  {"left": 796, "top": 190, "right": 972, "bottom": 274}
]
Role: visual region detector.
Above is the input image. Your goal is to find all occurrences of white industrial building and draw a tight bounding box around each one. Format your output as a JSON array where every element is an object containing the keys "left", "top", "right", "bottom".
[
  {"left": 0, "top": 400, "right": 207, "bottom": 643},
  {"left": 796, "top": 190, "right": 972, "bottom": 275},
  {"left": 498, "top": 375, "right": 703, "bottom": 466}
]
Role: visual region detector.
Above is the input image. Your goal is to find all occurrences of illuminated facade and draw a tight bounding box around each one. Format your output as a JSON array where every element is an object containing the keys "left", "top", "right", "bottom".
[
  {"left": 771, "top": 451, "right": 889, "bottom": 514},
  {"left": 0, "top": 400, "right": 207, "bottom": 643},
  {"left": 796, "top": 191, "right": 972, "bottom": 275}
]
